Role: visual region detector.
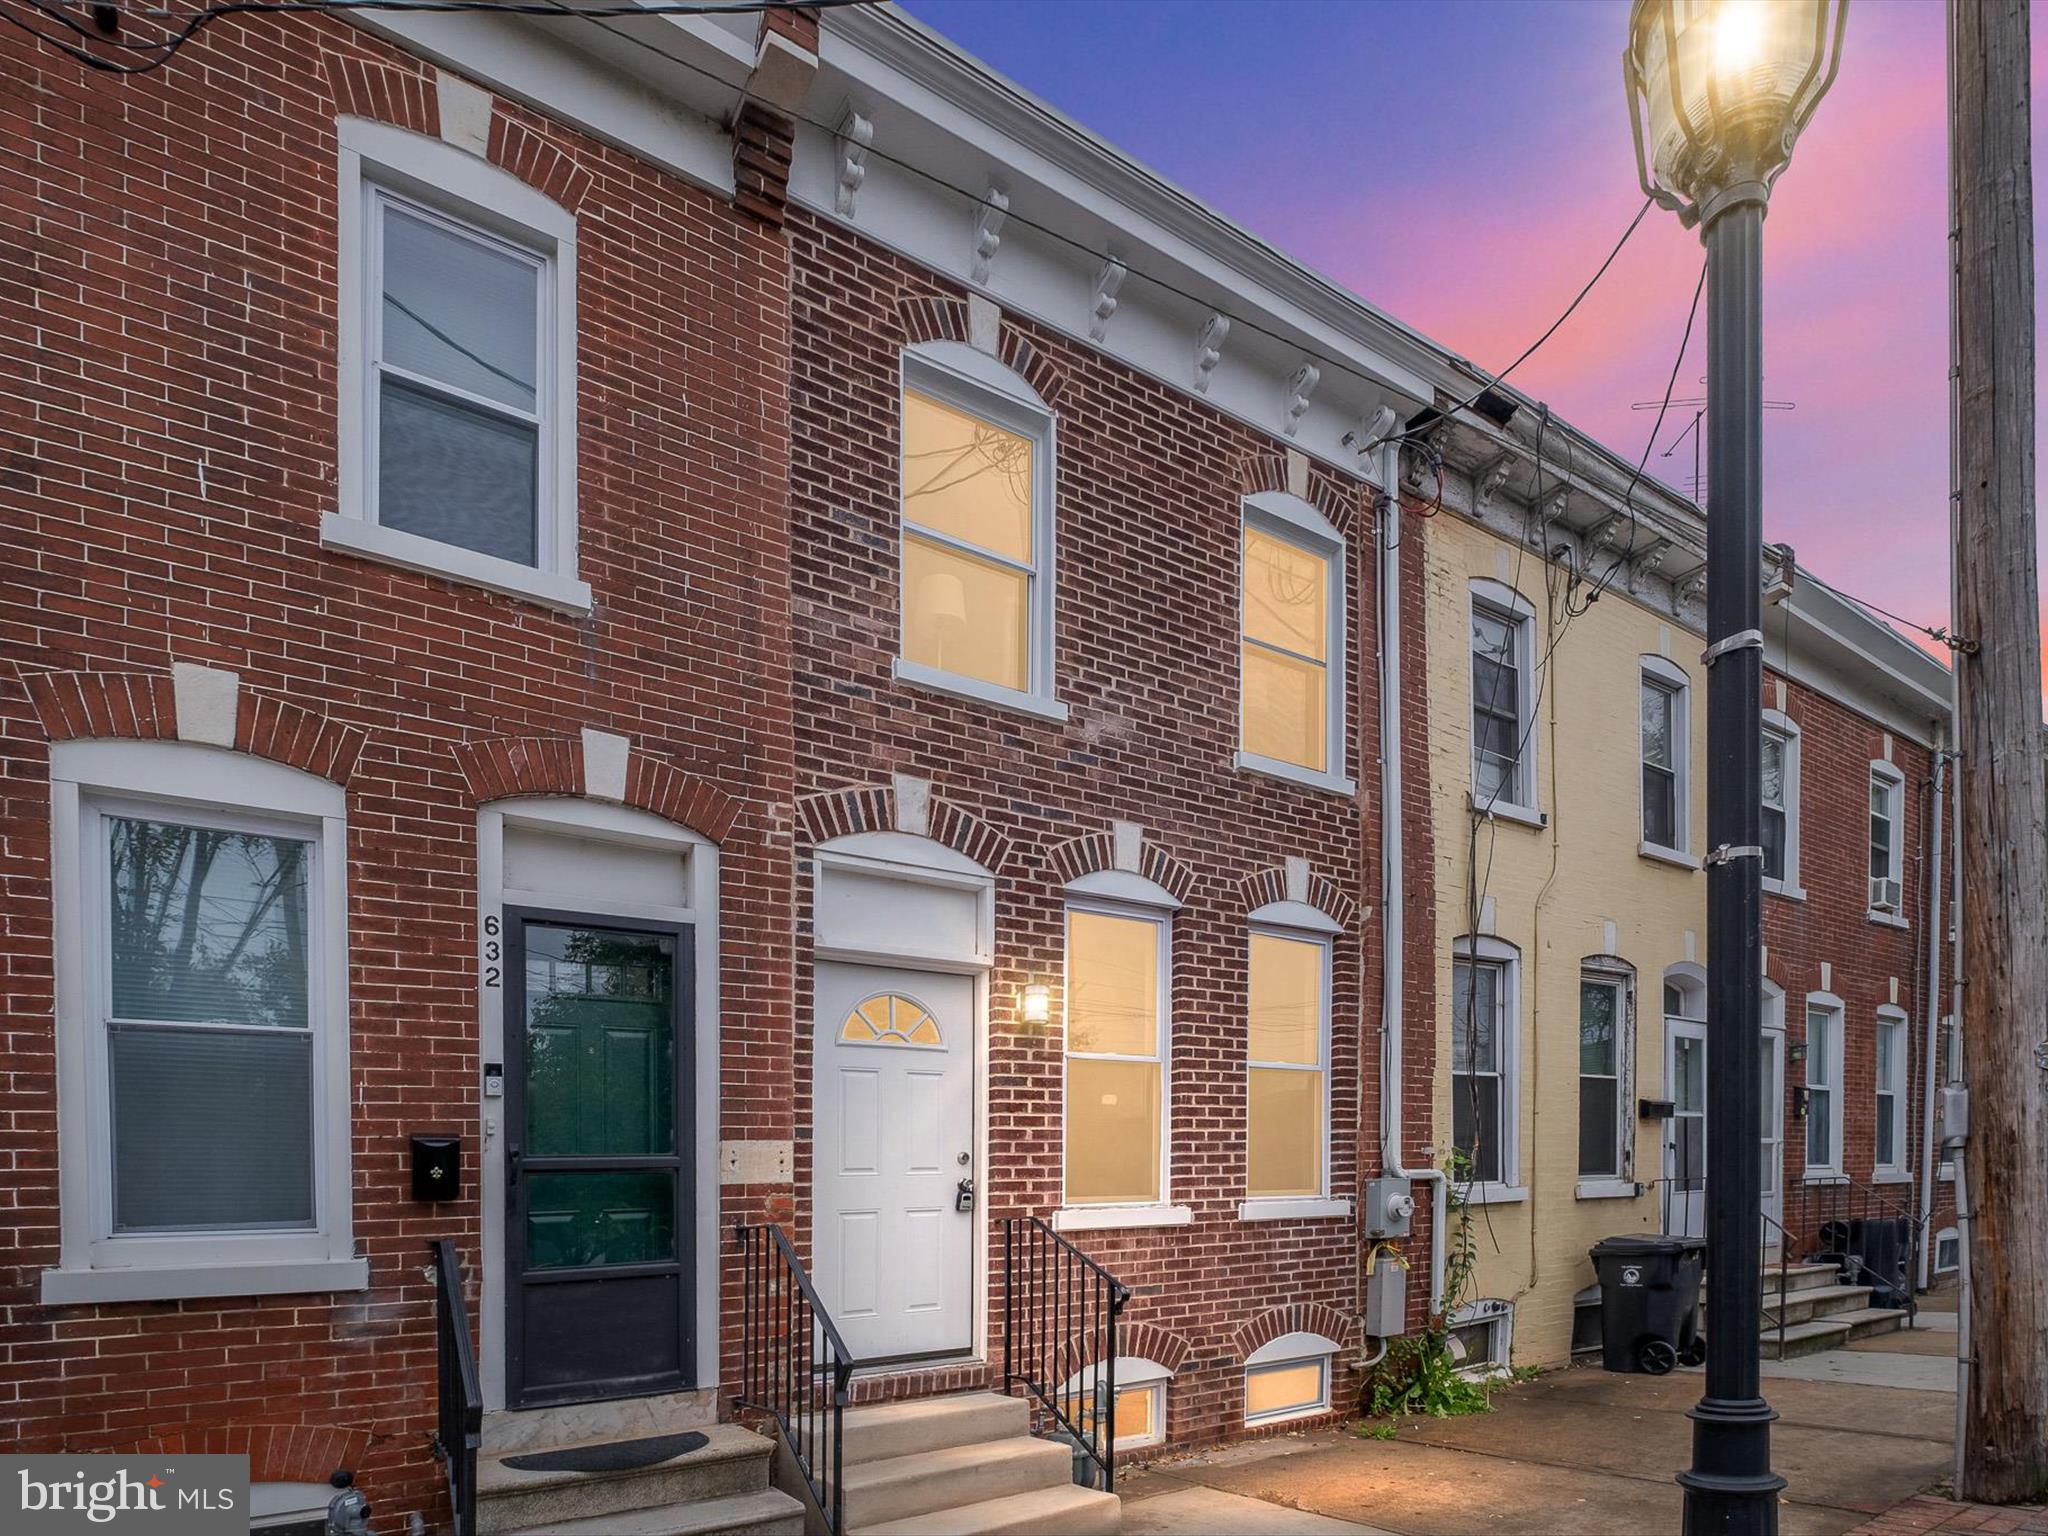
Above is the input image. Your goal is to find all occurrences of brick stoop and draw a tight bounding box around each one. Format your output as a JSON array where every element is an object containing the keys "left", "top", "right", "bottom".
[{"left": 1844, "top": 1493, "right": 2048, "bottom": 1535}]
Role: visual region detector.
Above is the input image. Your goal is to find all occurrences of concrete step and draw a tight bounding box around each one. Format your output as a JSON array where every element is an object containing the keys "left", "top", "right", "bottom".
[
  {"left": 840, "top": 1392, "right": 1030, "bottom": 1468},
  {"left": 1705, "top": 1262, "right": 1841, "bottom": 1296},
  {"left": 1759, "top": 1283, "right": 1876, "bottom": 1327},
  {"left": 1835, "top": 1306, "right": 1911, "bottom": 1343},
  {"left": 503, "top": 1488, "right": 807, "bottom": 1536},
  {"left": 858, "top": 1483, "right": 1121, "bottom": 1536},
  {"left": 477, "top": 1423, "right": 774, "bottom": 1534},
  {"left": 1759, "top": 1318, "right": 1854, "bottom": 1359},
  {"left": 841, "top": 1436, "right": 1073, "bottom": 1530}
]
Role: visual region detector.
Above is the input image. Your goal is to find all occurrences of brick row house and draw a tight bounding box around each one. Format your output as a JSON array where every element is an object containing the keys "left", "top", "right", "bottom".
[{"left": 0, "top": 3, "right": 1959, "bottom": 1532}]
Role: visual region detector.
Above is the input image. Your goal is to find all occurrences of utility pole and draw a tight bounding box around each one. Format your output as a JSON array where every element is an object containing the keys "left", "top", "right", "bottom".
[{"left": 1951, "top": 0, "right": 2048, "bottom": 1505}]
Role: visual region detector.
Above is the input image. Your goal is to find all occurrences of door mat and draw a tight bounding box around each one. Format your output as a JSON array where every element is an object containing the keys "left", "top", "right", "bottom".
[{"left": 502, "top": 1431, "right": 710, "bottom": 1474}]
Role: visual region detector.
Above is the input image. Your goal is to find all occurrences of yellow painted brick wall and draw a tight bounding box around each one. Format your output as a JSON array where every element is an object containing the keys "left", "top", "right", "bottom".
[{"left": 1424, "top": 513, "right": 1710, "bottom": 1368}]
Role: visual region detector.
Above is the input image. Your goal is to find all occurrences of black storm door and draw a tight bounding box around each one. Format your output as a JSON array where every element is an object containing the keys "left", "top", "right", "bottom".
[{"left": 504, "top": 910, "right": 693, "bottom": 1408}]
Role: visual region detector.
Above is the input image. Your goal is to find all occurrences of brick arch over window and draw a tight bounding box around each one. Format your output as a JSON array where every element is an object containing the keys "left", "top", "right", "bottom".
[
  {"left": 451, "top": 734, "right": 739, "bottom": 843},
  {"left": 23, "top": 669, "right": 367, "bottom": 784},
  {"left": 1238, "top": 863, "right": 1358, "bottom": 931},
  {"left": 1121, "top": 1320, "right": 1195, "bottom": 1376},
  {"left": 892, "top": 294, "right": 1069, "bottom": 408},
  {"left": 132, "top": 1423, "right": 376, "bottom": 1485},
  {"left": 1234, "top": 1302, "right": 1352, "bottom": 1362},
  {"left": 1047, "top": 829, "right": 1196, "bottom": 906},
  {"left": 1237, "top": 450, "right": 1363, "bottom": 536},
  {"left": 322, "top": 53, "right": 594, "bottom": 214},
  {"left": 798, "top": 782, "right": 1015, "bottom": 872}
]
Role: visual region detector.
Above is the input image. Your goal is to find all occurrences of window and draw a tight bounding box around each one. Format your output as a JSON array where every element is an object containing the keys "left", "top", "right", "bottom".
[
  {"left": 1239, "top": 495, "right": 1348, "bottom": 791},
  {"left": 1243, "top": 1331, "right": 1337, "bottom": 1426},
  {"left": 1640, "top": 659, "right": 1690, "bottom": 855},
  {"left": 1058, "top": 1358, "right": 1169, "bottom": 1451},
  {"left": 1578, "top": 971, "right": 1628, "bottom": 1180},
  {"left": 1451, "top": 940, "right": 1519, "bottom": 1190},
  {"left": 1761, "top": 712, "right": 1801, "bottom": 893},
  {"left": 331, "top": 118, "right": 585, "bottom": 610},
  {"left": 897, "top": 347, "right": 1058, "bottom": 717},
  {"left": 1448, "top": 1299, "right": 1514, "bottom": 1378},
  {"left": 1247, "top": 931, "right": 1329, "bottom": 1199},
  {"left": 1064, "top": 907, "right": 1169, "bottom": 1207},
  {"left": 1935, "top": 1227, "right": 1960, "bottom": 1275},
  {"left": 840, "top": 994, "right": 942, "bottom": 1047},
  {"left": 1470, "top": 583, "right": 1535, "bottom": 811},
  {"left": 44, "top": 741, "right": 361, "bottom": 1303},
  {"left": 1869, "top": 764, "right": 1905, "bottom": 917},
  {"left": 1805, "top": 997, "right": 1844, "bottom": 1175},
  {"left": 1875, "top": 1009, "right": 1908, "bottom": 1175}
]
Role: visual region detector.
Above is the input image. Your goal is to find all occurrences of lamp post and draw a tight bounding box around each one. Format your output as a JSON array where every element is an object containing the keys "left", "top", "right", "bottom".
[{"left": 1624, "top": 4, "right": 1848, "bottom": 1533}]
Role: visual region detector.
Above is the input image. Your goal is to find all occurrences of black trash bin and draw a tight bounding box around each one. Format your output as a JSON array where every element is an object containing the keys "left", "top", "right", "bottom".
[{"left": 1589, "top": 1234, "right": 1706, "bottom": 1375}]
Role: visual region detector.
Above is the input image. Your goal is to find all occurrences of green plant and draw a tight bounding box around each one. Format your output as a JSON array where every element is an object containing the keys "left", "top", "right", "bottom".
[{"left": 1356, "top": 1420, "right": 1400, "bottom": 1441}]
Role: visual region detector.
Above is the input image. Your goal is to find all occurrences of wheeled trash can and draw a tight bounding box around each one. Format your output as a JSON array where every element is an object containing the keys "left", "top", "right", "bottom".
[{"left": 1589, "top": 1233, "right": 1706, "bottom": 1375}]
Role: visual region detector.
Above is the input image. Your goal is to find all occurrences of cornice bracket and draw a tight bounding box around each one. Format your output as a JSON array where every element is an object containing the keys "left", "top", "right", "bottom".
[
  {"left": 1090, "top": 258, "right": 1127, "bottom": 342},
  {"left": 834, "top": 110, "right": 874, "bottom": 217},
  {"left": 1194, "top": 313, "right": 1230, "bottom": 394},
  {"left": 970, "top": 185, "right": 1009, "bottom": 286}
]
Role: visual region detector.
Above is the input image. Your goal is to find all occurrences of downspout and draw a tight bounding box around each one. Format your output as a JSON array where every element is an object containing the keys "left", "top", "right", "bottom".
[
  {"left": 1374, "top": 439, "right": 1447, "bottom": 1315},
  {"left": 1917, "top": 732, "right": 1947, "bottom": 1290}
]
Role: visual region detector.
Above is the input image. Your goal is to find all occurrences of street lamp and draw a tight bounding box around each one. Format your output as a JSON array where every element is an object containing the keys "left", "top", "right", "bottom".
[{"left": 1624, "top": 4, "right": 1848, "bottom": 1534}]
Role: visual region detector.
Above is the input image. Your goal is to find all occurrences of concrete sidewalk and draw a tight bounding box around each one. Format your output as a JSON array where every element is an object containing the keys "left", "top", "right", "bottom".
[{"left": 1122, "top": 1322, "right": 1970, "bottom": 1535}]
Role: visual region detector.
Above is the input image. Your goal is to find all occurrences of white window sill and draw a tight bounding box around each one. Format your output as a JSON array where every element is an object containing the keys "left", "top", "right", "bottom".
[
  {"left": 1460, "top": 1181, "right": 1528, "bottom": 1206},
  {"left": 1763, "top": 879, "right": 1807, "bottom": 902},
  {"left": 1803, "top": 1171, "right": 1846, "bottom": 1186},
  {"left": 1575, "top": 1177, "right": 1641, "bottom": 1201},
  {"left": 320, "top": 513, "right": 593, "bottom": 614},
  {"left": 1639, "top": 843, "right": 1699, "bottom": 871},
  {"left": 1244, "top": 1402, "right": 1331, "bottom": 1429},
  {"left": 1866, "top": 910, "right": 1910, "bottom": 930},
  {"left": 42, "top": 1256, "right": 370, "bottom": 1305},
  {"left": 1233, "top": 751, "right": 1356, "bottom": 798},
  {"left": 892, "top": 657, "right": 1070, "bottom": 723},
  {"left": 1470, "top": 795, "right": 1545, "bottom": 830},
  {"left": 1872, "top": 1170, "right": 1914, "bottom": 1186},
  {"left": 1238, "top": 1197, "right": 1352, "bottom": 1223},
  {"left": 1051, "top": 1203, "right": 1192, "bottom": 1233}
]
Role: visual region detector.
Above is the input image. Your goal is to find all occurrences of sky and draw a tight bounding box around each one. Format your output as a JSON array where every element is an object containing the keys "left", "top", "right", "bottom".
[{"left": 903, "top": 0, "right": 2048, "bottom": 696}]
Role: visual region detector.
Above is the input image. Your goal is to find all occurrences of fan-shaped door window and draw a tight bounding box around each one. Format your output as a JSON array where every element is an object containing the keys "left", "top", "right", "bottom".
[{"left": 840, "top": 993, "right": 943, "bottom": 1048}]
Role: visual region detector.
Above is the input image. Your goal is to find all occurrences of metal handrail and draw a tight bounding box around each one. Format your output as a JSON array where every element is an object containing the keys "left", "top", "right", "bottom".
[
  {"left": 1758, "top": 1208, "right": 1792, "bottom": 1358},
  {"left": 430, "top": 1239, "right": 483, "bottom": 1536},
  {"left": 735, "top": 1224, "right": 855, "bottom": 1535},
  {"left": 1001, "top": 1216, "right": 1131, "bottom": 1493},
  {"left": 1793, "top": 1172, "right": 1922, "bottom": 1325}
]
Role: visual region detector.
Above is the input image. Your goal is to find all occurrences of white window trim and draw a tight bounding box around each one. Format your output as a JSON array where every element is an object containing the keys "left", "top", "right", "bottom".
[
  {"left": 1576, "top": 961, "right": 1635, "bottom": 1186},
  {"left": 895, "top": 342, "right": 1065, "bottom": 721},
  {"left": 330, "top": 116, "right": 588, "bottom": 613},
  {"left": 1057, "top": 896, "right": 1174, "bottom": 1222},
  {"left": 1448, "top": 1299, "right": 1515, "bottom": 1380},
  {"left": 1639, "top": 655, "right": 1692, "bottom": 860},
  {"left": 1468, "top": 580, "right": 1540, "bottom": 820},
  {"left": 43, "top": 740, "right": 364, "bottom": 1304},
  {"left": 1451, "top": 934, "right": 1521, "bottom": 1192},
  {"left": 1243, "top": 1330, "right": 1338, "bottom": 1426},
  {"left": 1867, "top": 760, "right": 1908, "bottom": 926},
  {"left": 1242, "top": 921, "right": 1335, "bottom": 1210},
  {"left": 1874, "top": 1006, "right": 1911, "bottom": 1180},
  {"left": 1235, "top": 492, "right": 1354, "bottom": 796},
  {"left": 1803, "top": 991, "right": 1845, "bottom": 1179},
  {"left": 1761, "top": 709, "right": 1804, "bottom": 900},
  {"left": 1934, "top": 1225, "right": 1961, "bottom": 1275},
  {"left": 1058, "top": 1356, "right": 1171, "bottom": 1452}
]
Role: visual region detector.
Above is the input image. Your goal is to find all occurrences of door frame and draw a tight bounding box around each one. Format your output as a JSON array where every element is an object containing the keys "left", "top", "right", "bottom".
[
  {"left": 503, "top": 904, "right": 694, "bottom": 1409},
  {"left": 1761, "top": 984, "right": 1787, "bottom": 1245},
  {"left": 1663, "top": 1015, "right": 1708, "bottom": 1239},
  {"left": 476, "top": 799, "right": 721, "bottom": 1414},
  {"left": 811, "top": 834, "right": 995, "bottom": 1374}
]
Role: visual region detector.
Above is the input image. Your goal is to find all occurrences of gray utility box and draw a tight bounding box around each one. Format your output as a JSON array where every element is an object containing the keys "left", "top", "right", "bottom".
[
  {"left": 1366, "top": 1251, "right": 1408, "bottom": 1337},
  {"left": 1364, "top": 1177, "right": 1415, "bottom": 1239}
]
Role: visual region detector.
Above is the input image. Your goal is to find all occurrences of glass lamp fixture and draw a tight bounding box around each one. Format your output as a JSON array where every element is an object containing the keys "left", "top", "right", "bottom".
[
  {"left": 1020, "top": 980, "right": 1051, "bottom": 1026},
  {"left": 1624, "top": 0, "right": 1849, "bottom": 226}
]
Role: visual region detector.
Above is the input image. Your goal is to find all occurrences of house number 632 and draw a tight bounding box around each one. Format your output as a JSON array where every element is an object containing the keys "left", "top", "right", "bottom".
[{"left": 482, "top": 913, "right": 501, "bottom": 990}]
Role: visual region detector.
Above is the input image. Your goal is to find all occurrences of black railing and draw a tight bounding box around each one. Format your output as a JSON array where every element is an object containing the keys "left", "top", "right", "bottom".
[
  {"left": 735, "top": 1224, "right": 855, "bottom": 1535},
  {"left": 1792, "top": 1174, "right": 1921, "bottom": 1324},
  {"left": 429, "top": 1239, "right": 482, "bottom": 1536},
  {"left": 1001, "top": 1216, "right": 1131, "bottom": 1493}
]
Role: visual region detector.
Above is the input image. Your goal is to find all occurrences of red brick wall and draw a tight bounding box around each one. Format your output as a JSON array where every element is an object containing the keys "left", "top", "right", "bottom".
[
  {"left": 783, "top": 207, "right": 1420, "bottom": 1449},
  {"left": 0, "top": 16, "right": 794, "bottom": 1525},
  {"left": 1761, "top": 670, "right": 1942, "bottom": 1267}
]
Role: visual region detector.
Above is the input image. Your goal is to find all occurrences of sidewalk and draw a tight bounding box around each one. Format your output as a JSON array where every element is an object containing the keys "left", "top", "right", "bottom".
[{"left": 1119, "top": 1305, "right": 2033, "bottom": 1536}]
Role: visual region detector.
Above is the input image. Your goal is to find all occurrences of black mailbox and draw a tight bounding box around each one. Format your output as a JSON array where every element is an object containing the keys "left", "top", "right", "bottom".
[
  {"left": 1637, "top": 1097, "right": 1676, "bottom": 1121},
  {"left": 411, "top": 1134, "right": 460, "bottom": 1200}
]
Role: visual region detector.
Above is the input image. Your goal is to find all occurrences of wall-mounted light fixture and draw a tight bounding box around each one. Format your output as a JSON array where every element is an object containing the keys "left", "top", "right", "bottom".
[{"left": 1021, "top": 979, "right": 1051, "bottom": 1027}]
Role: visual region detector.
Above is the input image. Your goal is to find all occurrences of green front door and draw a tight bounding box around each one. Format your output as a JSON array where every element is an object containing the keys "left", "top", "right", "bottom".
[{"left": 505, "top": 911, "right": 692, "bottom": 1407}]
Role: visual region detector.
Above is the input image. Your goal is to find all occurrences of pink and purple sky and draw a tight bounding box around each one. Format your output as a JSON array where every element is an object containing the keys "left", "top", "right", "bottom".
[{"left": 905, "top": 0, "right": 2048, "bottom": 694}]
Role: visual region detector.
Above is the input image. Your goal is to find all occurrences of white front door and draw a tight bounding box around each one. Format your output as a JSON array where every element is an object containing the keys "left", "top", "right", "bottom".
[
  {"left": 1761, "top": 1027, "right": 1786, "bottom": 1247},
  {"left": 1663, "top": 1017, "right": 1707, "bottom": 1239},
  {"left": 814, "top": 961, "right": 976, "bottom": 1363}
]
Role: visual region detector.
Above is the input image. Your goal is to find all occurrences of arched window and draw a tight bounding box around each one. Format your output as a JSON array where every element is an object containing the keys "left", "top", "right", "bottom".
[{"left": 839, "top": 993, "right": 944, "bottom": 1048}]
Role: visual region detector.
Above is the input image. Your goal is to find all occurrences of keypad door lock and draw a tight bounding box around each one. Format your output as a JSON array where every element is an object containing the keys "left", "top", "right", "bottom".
[{"left": 955, "top": 1177, "right": 976, "bottom": 1213}]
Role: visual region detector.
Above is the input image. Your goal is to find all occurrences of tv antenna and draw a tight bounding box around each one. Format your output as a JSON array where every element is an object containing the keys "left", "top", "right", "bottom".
[{"left": 1631, "top": 378, "right": 1796, "bottom": 500}]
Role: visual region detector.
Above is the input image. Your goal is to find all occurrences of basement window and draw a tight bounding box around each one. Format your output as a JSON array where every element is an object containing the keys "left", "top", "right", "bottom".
[
  {"left": 1243, "top": 1330, "right": 1337, "bottom": 1426},
  {"left": 1448, "top": 1299, "right": 1514, "bottom": 1379}
]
